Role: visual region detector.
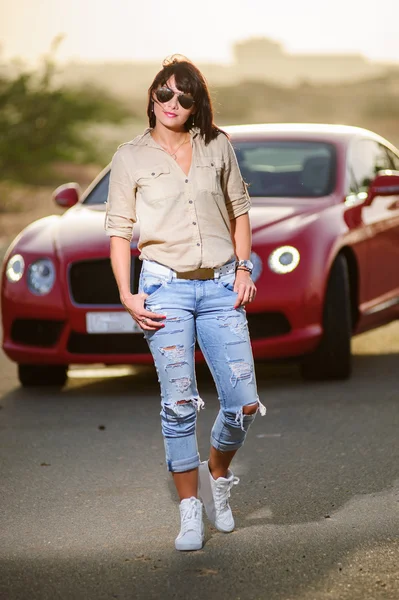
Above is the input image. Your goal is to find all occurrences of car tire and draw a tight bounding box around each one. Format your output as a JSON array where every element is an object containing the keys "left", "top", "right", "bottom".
[
  {"left": 18, "top": 364, "right": 69, "bottom": 388},
  {"left": 300, "top": 254, "right": 352, "bottom": 381}
]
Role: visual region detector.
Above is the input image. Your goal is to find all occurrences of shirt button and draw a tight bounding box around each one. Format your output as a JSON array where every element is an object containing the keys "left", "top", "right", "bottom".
[
  {"left": 185, "top": 179, "right": 189, "bottom": 183},
  {"left": 211, "top": 163, "right": 214, "bottom": 167},
  {"left": 151, "top": 172, "right": 155, "bottom": 176},
  {"left": 197, "top": 243, "right": 200, "bottom": 246},
  {"left": 189, "top": 200, "right": 193, "bottom": 204},
  {"left": 192, "top": 221, "right": 196, "bottom": 225}
]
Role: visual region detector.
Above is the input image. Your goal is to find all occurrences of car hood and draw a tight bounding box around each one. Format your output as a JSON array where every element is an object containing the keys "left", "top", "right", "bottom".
[
  {"left": 53, "top": 198, "right": 332, "bottom": 262},
  {"left": 249, "top": 197, "right": 332, "bottom": 239},
  {"left": 54, "top": 205, "right": 140, "bottom": 263}
]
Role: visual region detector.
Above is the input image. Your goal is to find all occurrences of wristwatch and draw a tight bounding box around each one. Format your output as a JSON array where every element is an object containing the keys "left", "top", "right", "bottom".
[{"left": 236, "top": 259, "right": 254, "bottom": 274}]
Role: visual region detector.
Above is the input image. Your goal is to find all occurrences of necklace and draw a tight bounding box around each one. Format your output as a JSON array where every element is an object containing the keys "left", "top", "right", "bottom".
[{"left": 154, "top": 133, "right": 190, "bottom": 160}]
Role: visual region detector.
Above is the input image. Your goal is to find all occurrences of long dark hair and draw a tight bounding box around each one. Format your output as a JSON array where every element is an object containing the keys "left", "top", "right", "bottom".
[{"left": 147, "top": 55, "right": 225, "bottom": 145}]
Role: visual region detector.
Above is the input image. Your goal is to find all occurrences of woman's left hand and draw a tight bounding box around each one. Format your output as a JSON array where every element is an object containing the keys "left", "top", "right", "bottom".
[{"left": 233, "top": 269, "right": 257, "bottom": 308}]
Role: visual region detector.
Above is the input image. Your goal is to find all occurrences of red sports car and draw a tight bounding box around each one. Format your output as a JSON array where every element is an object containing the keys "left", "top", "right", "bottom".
[{"left": 2, "top": 124, "right": 399, "bottom": 387}]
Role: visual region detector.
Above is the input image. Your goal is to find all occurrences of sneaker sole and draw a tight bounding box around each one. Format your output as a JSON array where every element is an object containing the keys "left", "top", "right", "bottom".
[
  {"left": 213, "top": 522, "right": 235, "bottom": 533},
  {"left": 175, "top": 539, "right": 204, "bottom": 551}
]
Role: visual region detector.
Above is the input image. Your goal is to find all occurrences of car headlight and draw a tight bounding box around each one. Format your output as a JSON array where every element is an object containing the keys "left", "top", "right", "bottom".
[
  {"left": 6, "top": 254, "right": 25, "bottom": 283},
  {"left": 27, "top": 259, "right": 56, "bottom": 295},
  {"left": 268, "top": 246, "right": 300, "bottom": 274}
]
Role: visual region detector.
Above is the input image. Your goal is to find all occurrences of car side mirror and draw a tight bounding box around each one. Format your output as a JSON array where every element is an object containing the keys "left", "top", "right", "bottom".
[
  {"left": 366, "top": 170, "right": 399, "bottom": 205},
  {"left": 52, "top": 182, "right": 82, "bottom": 208}
]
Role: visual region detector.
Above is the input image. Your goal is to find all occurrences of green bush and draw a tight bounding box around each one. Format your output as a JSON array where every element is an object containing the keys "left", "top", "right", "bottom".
[{"left": 0, "top": 47, "right": 133, "bottom": 184}]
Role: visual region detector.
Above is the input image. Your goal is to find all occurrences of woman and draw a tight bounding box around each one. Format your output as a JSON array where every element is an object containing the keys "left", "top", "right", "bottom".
[{"left": 105, "top": 56, "right": 266, "bottom": 551}]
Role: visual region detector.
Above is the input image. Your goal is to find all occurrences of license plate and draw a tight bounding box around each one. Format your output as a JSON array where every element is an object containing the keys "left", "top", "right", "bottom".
[{"left": 86, "top": 312, "right": 141, "bottom": 334}]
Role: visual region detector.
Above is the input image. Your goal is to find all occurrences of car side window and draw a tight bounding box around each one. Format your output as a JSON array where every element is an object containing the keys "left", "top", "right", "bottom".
[
  {"left": 386, "top": 148, "right": 399, "bottom": 170},
  {"left": 346, "top": 165, "right": 359, "bottom": 194},
  {"left": 83, "top": 171, "right": 110, "bottom": 205},
  {"left": 349, "top": 140, "right": 392, "bottom": 194}
]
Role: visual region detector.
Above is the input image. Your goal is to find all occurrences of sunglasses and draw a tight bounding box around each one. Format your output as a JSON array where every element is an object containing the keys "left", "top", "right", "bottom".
[{"left": 155, "top": 86, "right": 195, "bottom": 110}]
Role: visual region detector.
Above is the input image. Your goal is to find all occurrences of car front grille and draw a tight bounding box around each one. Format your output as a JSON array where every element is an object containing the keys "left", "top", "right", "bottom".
[
  {"left": 69, "top": 257, "right": 142, "bottom": 305},
  {"left": 68, "top": 257, "right": 291, "bottom": 338},
  {"left": 67, "top": 331, "right": 151, "bottom": 355},
  {"left": 11, "top": 319, "right": 65, "bottom": 347}
]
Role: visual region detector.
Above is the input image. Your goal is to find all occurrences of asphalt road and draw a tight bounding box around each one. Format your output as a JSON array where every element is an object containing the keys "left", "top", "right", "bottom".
[{"left": 0, "top": 323, "right": 398, "bottom": 600}]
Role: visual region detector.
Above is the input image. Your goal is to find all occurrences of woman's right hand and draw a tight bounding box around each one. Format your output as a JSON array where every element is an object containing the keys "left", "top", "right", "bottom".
[{"left": 121, "top": 292, "right": 166, "bottom": 331}]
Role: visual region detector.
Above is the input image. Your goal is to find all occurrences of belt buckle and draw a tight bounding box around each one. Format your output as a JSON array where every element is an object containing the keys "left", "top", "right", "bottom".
[
  {"left": 219, "top": 262, "right": 234, "bottom": 276},
  {"left": 176, "top": 268, "right": 214, "bottom": 280}
]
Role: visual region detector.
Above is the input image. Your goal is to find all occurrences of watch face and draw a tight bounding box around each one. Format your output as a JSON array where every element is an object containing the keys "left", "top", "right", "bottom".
[
  {"left": 239, "top": 260, "right": 253, "bottom": 269},
  {"left": 236, "top": 260, "right": 253, "bottom": 273}
]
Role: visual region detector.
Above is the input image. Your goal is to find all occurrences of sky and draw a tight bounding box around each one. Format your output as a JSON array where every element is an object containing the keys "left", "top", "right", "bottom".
[{"left": 1, "top": 0, "right": 399, "bottom": 66}]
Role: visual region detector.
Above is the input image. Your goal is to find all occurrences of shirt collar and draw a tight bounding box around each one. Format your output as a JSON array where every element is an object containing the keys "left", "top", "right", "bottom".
[{"left": 131, "top": 126, "right": 201, "bottom": 147}]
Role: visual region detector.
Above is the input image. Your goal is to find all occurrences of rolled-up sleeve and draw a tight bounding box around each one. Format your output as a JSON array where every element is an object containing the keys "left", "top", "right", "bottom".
[
  {"left": 104, "top": 148, "right": 137, "bottom": 241},
  {"left": 221, "top": 136, "right": 251, "bottom": 220}
]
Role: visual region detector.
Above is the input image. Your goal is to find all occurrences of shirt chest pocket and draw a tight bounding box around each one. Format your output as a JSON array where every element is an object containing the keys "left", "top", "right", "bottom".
[
  {"left": 135, "top": 164, "right": 179, "bottom": 204},
  {"left": 195, "top": 157, "right": 224, "bottom": 194}
]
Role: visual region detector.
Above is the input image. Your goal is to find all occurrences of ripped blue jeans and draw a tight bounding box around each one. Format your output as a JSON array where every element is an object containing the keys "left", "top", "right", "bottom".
[{"left": 139, "top": 259, "right": 266, "bottom": 473}]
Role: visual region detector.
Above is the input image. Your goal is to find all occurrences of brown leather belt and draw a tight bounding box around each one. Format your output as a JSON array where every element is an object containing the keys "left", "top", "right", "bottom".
[
  {"left": 141, "top": 259, "right": 236, "bottom": 280},
  {"left": 175, "top": 268, "right": 216, "bottom": 280}
]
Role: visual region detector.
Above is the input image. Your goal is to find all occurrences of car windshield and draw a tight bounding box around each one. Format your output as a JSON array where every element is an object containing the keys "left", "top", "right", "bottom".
[{"left": 233, "top": 141, "right": 336, "bottom": 198}]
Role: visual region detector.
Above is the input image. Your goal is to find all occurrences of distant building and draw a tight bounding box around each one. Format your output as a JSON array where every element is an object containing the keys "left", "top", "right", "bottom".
[{"left": 52, "top": 37, "right": 398, "bottom": 100}]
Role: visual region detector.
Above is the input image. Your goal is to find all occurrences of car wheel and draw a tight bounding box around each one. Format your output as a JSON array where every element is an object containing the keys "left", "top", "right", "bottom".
[
  {"left": 18, "top": 364, "right": 69, "bottom": 388},
  {"left": 300, "top": 254, "right": 352, "bottom": 381}
]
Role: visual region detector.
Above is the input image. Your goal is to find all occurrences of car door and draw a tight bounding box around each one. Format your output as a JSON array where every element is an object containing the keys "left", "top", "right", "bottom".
[{"left": 349, "top": 138, "right": 399, "bottom": 308}]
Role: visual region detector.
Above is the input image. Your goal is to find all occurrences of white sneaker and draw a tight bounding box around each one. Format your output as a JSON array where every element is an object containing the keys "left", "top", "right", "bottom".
[
  {"left": 198, "top": 460, "right": 240, "bottom": 533},
  {"left": 175, "top": 497, "right": 204, "bottom": 551}
]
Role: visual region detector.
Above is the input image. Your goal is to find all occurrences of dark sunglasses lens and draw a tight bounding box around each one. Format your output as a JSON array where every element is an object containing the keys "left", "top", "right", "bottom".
[
  {"left": 156, "top": 87, "right": 174, "bottom": 103},
  {"left": 178, "top": 94, "right": 194, "bottom": 109}
]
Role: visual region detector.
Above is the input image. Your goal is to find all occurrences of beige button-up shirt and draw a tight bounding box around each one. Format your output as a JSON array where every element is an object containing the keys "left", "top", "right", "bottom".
[{"left": 104, "top": 127, "right": 251, "bottom": 272}]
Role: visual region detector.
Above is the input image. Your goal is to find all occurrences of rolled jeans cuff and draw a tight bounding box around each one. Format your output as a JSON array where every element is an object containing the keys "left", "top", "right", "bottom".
[
  {"left": 167, "top": 452, "right": 200, "bottom": 473},
  {"left": 210, "top": 436, "right": 247, "bottom": 453}
]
